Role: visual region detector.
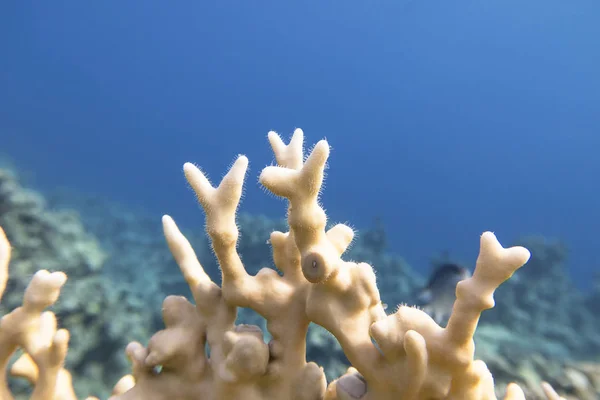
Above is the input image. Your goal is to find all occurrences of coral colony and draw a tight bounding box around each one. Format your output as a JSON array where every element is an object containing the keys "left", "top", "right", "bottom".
[{"left": 0, "top": 129, "right": 566, "bottom": 399}]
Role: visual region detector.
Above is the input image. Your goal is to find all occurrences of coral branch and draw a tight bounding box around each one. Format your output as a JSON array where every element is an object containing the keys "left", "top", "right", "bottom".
[
  {"left": 446, "top": 232, "right": 531, "bottom": 349},
  {"left": 0, "top": 226, "right": 86, "bottom": 399},
  {"left": 184, "top": 157, "right": 248, "bottom": 286},
  {"left": 260, "top": 139, "right": 339, "bottom": 283},
  {"left": 0, "top": 227, "right": 9, "bottom": 303},
  {"left": 114, "top": 180, "right": 327, "bottom": 399},
  {"left": 261, "top": 132, "right": 387, "bottom": 380},
  {"left": 268, "top": 128, "right": 304, "bottom": 171}
]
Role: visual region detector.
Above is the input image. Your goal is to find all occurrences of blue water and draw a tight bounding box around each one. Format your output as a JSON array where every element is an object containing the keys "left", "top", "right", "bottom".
[{"left": 1, "top": 1, "right": 598, "bottom": 288}]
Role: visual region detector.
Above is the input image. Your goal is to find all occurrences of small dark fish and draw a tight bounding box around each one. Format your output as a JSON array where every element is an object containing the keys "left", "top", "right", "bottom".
[{"left": 416, "top": 263, "right": 471, "bottom": 324}]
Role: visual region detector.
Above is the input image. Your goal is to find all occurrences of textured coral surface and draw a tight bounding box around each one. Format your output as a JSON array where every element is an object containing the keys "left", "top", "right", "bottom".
[{"left": 0, "top": 130, "right": 590, "bottom": 399}]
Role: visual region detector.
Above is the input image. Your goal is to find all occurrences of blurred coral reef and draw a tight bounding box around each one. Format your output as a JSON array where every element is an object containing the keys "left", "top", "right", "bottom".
[{"left": 0, "top": 130, "right": 598, "bottom": 399}]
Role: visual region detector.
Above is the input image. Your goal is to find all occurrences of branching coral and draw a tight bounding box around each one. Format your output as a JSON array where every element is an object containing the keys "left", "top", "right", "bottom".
[
  {"left": 0, "top": 226, "right": 97, "bottom": 400},
  {"left": 0, "top": 167, "right": 126, "bottom": 397},
  {"left": 0, "top": 129, "right": 569, "bottom": 399},
  {"left": 111, "top": 129, "right": 533, "bottom": 400}
]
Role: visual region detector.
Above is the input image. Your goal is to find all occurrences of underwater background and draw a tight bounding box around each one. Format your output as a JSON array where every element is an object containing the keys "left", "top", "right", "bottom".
[{"left": 0, "top": 1, "right": 599, "bottom": 399}]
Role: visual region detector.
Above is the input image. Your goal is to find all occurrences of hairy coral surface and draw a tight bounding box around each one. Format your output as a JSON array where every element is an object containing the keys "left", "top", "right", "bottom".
[{"left": 0, "top": 130, "right": 567, "bottom": 399}]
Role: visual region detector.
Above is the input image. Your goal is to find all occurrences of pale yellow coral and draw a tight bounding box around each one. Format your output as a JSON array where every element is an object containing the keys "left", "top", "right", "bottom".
[
  {"left": 0, "top": 129, "right": 571, "bottom": 399},
  {"left": 0, "top": 226, "right": 98, "bottom": 400},
  {"left": 111, "top": 129, "right": 534, "bottom": 399}
]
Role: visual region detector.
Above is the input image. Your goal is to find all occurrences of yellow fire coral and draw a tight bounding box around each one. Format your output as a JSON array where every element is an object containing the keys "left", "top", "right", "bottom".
[
  {"left": 0, "top": 129, "right": 567, "bottom": 399},
  {"left": 0, "top": 225, "right": 97, "bottom": 400}
]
